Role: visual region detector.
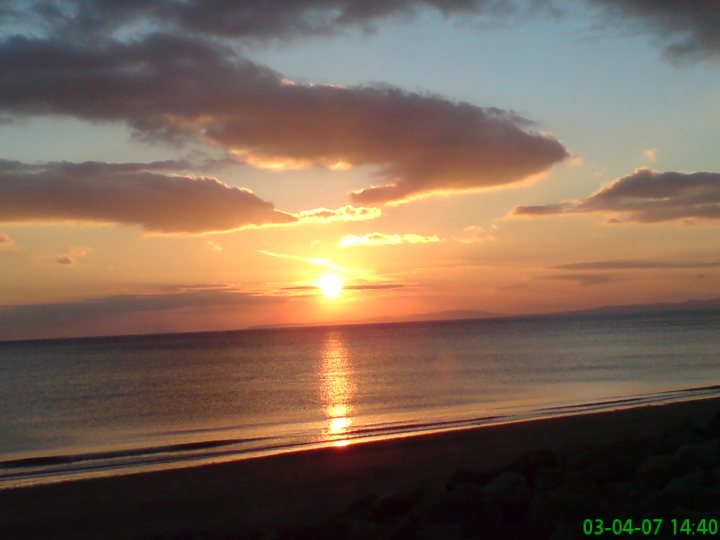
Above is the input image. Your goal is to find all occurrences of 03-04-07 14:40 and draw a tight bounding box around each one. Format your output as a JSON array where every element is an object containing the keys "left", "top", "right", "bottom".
[{"left": 583, "top": 518, "right": 719, "bottom": 536}]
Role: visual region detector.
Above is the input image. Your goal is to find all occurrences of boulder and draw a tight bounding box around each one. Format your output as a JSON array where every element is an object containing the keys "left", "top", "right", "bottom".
[
  {"left": 482, "top": 472, "right": 532, "bottom": 507},
  {"left": 509, "top": 449, "right": 559, "bottom": 480},
  {"left": 371, "top": 488, "right": 422, "bottom": 523},
  {"left": 674, "top": 441, "right": 719, "bottom": 469}
]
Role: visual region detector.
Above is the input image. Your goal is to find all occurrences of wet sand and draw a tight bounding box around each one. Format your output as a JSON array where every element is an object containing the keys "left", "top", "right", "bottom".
[{"left": 2, "top": 397, "right": 720, "bottom": 539}]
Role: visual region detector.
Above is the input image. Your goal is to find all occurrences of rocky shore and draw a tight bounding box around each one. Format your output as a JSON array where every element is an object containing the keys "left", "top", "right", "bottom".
[{"left": 251, "top": 406, "right": 720, "bottom": 540}]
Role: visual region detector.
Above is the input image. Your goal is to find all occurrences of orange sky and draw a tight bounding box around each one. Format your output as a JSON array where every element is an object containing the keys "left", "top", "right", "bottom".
[{"left": 1, "top": 1, "right": 719, "bottom": 340}]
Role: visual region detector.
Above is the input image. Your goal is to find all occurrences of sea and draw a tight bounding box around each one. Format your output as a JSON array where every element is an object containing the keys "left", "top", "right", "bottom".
[{"left": 1, "top": 309, "right": 719, "bottom": 489}]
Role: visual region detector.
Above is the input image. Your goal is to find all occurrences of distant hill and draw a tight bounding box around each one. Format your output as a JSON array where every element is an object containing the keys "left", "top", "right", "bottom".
[
  {"left": 250, "top": 297, "right": 720, "bottom": 330},
  {"left": 574, "top": 297, "right": 720, "bottom": 316},
  {"left": 249, "top": 309, "right": 500, "bottom": 330}
]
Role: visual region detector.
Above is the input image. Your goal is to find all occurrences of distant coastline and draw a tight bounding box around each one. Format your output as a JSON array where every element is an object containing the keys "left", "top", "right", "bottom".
[{"left": 3, "top": 296, "right": 720, "bottom": 343}]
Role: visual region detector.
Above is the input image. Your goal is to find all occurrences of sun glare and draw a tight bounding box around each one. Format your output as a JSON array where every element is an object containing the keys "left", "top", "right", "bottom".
[{"left": 316, "top": 274, "right": 343, "bottom": 299}]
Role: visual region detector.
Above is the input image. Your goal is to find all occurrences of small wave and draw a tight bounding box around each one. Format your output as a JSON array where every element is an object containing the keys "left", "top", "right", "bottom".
[{"left": 0, "top": 436, "right": 270, "bottom": 470}]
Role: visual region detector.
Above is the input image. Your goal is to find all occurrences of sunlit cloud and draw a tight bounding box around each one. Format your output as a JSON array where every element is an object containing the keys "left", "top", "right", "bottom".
[
  {"left": 0, "top": 159, "right": 295, "bottom": 234},
  {"left": 293, "top": 205, "right": 381, "bottom": 224},
  {"left": 208, "top": 241, "right": 223, "bottom": 253},
  {"left": 338, "top": 232, "right": 440, "bottom": 248},
  {"left": 512, "top": 169, "right": 720, "bottom": 224},
  {"left": 0, "top": 34, "right": 568, "bottom": 206},
  {"left": 453, "top": 225, "right": 497, "bottom": 244}
]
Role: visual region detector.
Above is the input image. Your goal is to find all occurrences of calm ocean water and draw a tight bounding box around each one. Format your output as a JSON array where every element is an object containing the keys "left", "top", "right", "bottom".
[{"left": 1, "top": 309, "right": 719, "bottom": 488}]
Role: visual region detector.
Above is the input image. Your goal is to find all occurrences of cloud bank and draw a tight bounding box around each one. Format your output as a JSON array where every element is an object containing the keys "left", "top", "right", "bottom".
[
  {"left": 1, "top": 1, "right": 542, "bottom": 43},
  {"left": 0, "top": 33, "right": 568, "bottom": 205},
  {"left": 513, "top": 169, "right": 720, "bottom": 224},
  {"left": 5, "top": 1, "right": 718, "bottom": 63},
  {"left": 0, "top": 159, "right": 294, "bottom": 233}
]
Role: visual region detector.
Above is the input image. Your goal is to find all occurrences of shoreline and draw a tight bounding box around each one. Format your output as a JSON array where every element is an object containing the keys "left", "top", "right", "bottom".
[
  {"left": 4, "top": 384, "right": 720, "bottom": 491},
  {"left": 3, "top": 396, "right": 720, "bottom": 539}
]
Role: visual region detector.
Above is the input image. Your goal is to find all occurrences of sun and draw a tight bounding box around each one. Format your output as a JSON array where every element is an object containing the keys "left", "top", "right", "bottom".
[{"left": 316, "top": 274, "right": 344, "bottom": 299}]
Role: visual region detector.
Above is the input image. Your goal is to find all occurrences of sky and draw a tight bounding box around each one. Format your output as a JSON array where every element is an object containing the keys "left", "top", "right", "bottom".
[{"left": 1, "top": 0, "right": 719, "bottom": 340}]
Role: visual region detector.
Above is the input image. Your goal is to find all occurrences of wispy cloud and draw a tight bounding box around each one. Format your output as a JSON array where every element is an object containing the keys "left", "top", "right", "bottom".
[
  {"left": 293, "top": 205, "right": 381, "bottom": 224},
  {"left": 338, "top": 232, "right": 440, "bottom": 248},
  {"left": 534, "top": 273, "right": 618, "bottom": 286},
  {"left": 554, "top": 258, "right": 720, "bottom": 271},
  {"left": 452, "top": 225, "right": 497, "bottom": 244},
  {"left": 258, "top": 250, "right": 345, "bottom": 272}
]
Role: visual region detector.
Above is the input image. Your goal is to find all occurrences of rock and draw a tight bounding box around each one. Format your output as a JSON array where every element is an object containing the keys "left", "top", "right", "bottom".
[
  {"left": 415, "top": 523, "right": 464, "bottom": 540},
  {"left": 482, "top": 472, "right": 532, "bottom": 507},
  {"left": 371, "top": 488, "right": 421, "bottom": 523},
  {"left": 346, "top": 519, "right": 380, "bottom": 540},
  {"left": 446, "top": 468, "right": 495, "bottom": 490},
  {"left": 509, "top": 449, "right": 559, "bottom": 480},
  {"left": 675, "top": 441, "right": 719, "bottom": 469},
  {"left": 533, "top": 474, "right": 615, "bottom": 522},
  {"left": 665, "top": 470, "right": 709, "bottom": 491},
  {"left": 413, "top": 488, "right": 501, "bottom": 536},
  {"left": 583, "top": 453, "right": 636, "bottom": 484},
  {"left": 634, "top": 454, "right": 694, "bottom": 488},
  {"left": 701, "top": 409, "right": 720, "bottom": 438},
  {"left": 551, "top": 521, "right": 581, "bottom": 540},
  {"left": 375, "top": 515, "right": 415, "bottom": 540},
  {"left": 604, "top": 480, "right": 652, "bottom": 507},
  {"left": 533, "top": 467, "right": 564, "bottom": 490}
]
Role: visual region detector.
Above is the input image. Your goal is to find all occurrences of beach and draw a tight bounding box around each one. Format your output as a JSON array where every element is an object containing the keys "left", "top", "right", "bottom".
[{"left": 2, "top": 397, "right": 720, "bottom": 539}]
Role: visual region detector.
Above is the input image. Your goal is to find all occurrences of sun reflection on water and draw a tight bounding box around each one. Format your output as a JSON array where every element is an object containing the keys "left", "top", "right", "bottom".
[{"left": 320, "top": 331, "right": 355, "bottom": 446}]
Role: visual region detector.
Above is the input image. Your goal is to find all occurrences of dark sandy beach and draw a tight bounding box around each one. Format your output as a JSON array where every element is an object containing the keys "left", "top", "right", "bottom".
[{"left": 3, "top": 397, "right": 720, "bottom": 539}]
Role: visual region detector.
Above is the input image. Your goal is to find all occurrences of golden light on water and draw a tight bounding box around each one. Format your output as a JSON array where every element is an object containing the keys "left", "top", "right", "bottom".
[{"left": 320, "top": 331, "right": 355, "bottom": 445}]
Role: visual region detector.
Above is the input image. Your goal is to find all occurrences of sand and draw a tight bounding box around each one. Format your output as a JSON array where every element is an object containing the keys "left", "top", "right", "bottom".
[{"left": 2, "top": 397, "right": 720, "bottom": 539}]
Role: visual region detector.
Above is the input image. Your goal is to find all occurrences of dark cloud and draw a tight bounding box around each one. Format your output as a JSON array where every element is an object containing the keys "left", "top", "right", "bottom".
[
  {"left": 0, "top": 33, "right": 568, "bottom": 205},
  {"left": 0, "top": 288, "right": 288, "bottom": 340},
  {"left": 554, "top": 259, "right": 720, "bottom": 271},
  {"left": 513, "top": 169, "right": 720, "bottom": 224},
  {"left": 586, "top": 0, "right": 720, "bottom": 62},
  {"left": 2, "top": 1, "right": 539, "bottom": 42},
  {"left": 56, "top": 255, "right": 74, "bottom": 265},
  {"left": 0, "top": 159, "right": 295, "bottom": 233},
  {"left": 4, "top": 1, "right": 718, "bottom": 63},
  {"left": 535, "top": 273, "right": 617, "bottom": 286}
]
